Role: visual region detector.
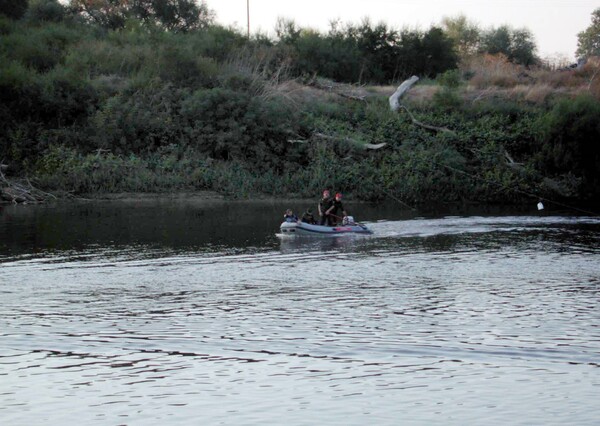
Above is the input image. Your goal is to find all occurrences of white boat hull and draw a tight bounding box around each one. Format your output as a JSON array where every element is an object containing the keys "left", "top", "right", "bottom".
[{"left": 280, "top": 221, "right": 372, "bottom": 235}]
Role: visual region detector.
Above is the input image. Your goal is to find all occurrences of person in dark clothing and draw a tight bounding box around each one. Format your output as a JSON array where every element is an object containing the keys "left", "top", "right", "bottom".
[
  {"left": 326, "top": 192, "right": 347, "bottom": 225},
  {"left": 301, "top": 208, "right": 317, "bottom": 224},
  {"left": 283, "top": 209, "right": 298, "bottom": 222},
  {"left": 318, "top": 189, "right": 333, "bottom": 226}
]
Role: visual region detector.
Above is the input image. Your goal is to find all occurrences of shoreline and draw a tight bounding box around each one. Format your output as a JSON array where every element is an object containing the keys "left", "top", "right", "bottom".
[{"left": 2, "top": 189, "right": 599, "bottom": 216}]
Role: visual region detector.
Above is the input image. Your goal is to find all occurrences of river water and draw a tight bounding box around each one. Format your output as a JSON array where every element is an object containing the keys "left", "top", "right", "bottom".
[{"left": 1, "top": 200, "right": 599, "bottom": 425}]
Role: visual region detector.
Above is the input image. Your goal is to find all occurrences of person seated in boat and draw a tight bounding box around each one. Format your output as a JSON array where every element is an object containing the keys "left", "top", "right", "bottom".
[
  {"left": 301, "top": 208, "right": 317, "bottom": 224},
  {"left": 283, "top": 209, "right": 298, "bottom": 223},
  {"left": 326, "top": 192, "right": 348, "bottom": 225},
  {"left": 318, "top": 189, "right": 333, "bottom": 226}
]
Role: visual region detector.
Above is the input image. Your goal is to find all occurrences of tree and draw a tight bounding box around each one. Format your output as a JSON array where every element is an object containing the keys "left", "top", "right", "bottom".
[
  {"left": 441, "top": 14, "right": 480, "bottom": 59},
  {"left": 26, "top": 0, "right": 67, "bottom": 24},
  {"left": 510, "top": 28, "right": 537, "bottom": 66},
  {"left": 69, "top": 0, "right": 128, "bottom": 29},
  {"left": 480, "top": 25, "right": 511, "bottom": 56},
  {"left": 131, "top": 0, "right": 214, "bottom": 32},
  {"left": 421, "top": 27, "right": 459, "bottom": 76},
  {"left": 351, "top": 19, "right": 400, "bottom": 83},
  {"left": 480, "top": 25, "right": 538, "bottom": 66},
  {"left": 0, "top": 0, "right": 28, "bottom": 20},
  {"left": 70, "top": 0, "right": 213, "bottom": 31},
  {"left": 275, "top": 18, "right": 301, "bottom": 44},
  {"left": 576, "top": 8, "right": 600, "bottom": 57}
]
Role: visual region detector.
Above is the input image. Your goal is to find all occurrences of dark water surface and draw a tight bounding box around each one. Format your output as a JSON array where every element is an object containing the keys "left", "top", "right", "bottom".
[{"left": 1, "top": 200, "right": 599, "bottom": 425}]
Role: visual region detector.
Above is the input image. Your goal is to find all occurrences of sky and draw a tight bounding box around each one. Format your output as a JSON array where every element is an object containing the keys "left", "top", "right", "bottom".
[{"left": 205, "top": 0, "right": 599, "bottom": 60}]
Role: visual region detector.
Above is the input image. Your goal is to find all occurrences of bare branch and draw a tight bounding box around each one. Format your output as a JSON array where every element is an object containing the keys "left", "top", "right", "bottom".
[{"left": 389, "top": 75, "right": 419, "bottom": 111}]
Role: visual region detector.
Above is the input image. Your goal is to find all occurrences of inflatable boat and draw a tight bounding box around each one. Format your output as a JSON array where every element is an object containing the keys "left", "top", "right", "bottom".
[{"left": 280, "top": 220, "right": 372, "bottom": 236}]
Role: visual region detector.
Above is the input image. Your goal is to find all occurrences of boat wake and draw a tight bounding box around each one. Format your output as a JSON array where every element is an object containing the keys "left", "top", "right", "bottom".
[{"left": 364, "top": 215, "right": 600, "bottom": 239}]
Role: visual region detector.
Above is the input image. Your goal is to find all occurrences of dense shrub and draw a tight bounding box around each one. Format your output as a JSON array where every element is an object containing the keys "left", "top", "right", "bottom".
[
  {"left": 0, "top": 0, "right": 28, "bottom": 20},
  {"left": 179, "top": 88, "right": 302, "bottom": 170},
  {"left": 25, "top": 0, "right": 66, "bottom": 24},
  {"left": 0, "top": 8, "right": 595, "bottom": 206},
  {"left": 0, "top": 23, "right": 81, "bottom": 71},
  {"left": 536, "top": 95, "right": 600, "bottom": 198},
  {"left": 276, "top": 20, "right": 458, "bottom": 84}
]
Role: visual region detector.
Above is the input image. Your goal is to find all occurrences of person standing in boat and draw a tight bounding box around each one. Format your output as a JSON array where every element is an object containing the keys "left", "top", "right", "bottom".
[
  {"left": 326, "top": 192, "right": 348, "bottom": 225},
  {"left": 318, "top": 189, "right": 333, "bottom": 226}
]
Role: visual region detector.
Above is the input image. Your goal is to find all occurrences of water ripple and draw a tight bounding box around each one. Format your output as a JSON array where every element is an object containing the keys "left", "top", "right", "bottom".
[{"left": 1, "top": 213, "right": 600, "bottom": 424}]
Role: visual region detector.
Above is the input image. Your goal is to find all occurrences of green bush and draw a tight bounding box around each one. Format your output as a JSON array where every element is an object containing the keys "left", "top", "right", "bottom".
[
  {"left": 0, "top": 14, "right": 16, "bottom": 34},
  {"left": 180, "top": 87, "right": 301, "bottom": 169},
  {"left": 433, "top": 88, "right": 462, "bottom": 110},
  {"left": 156, "top": 43, "right": 218, "bottom": 87},
  {"left": 0, "top": 0, "right": 28, "bottom": 20},
  {"left": 25, "top": 0, "right": 65, "bottom": 24},
  {"left": 0, "top": 23, "right": 80, "bottom": 71},
  {"left": 89, "top": 84, "right": 187, "bottom": 154},
  {"left": 437, "top": 69, "right": 462, "bottom": 88},
  {"left": 65, "top": 39, "right": 158, "bottom": 77},
  {"left": 535, "top": 95, "right": 600, "bottom": 198},
  {"left": 37, "top": 65, "right": 97, "bottom": 126}
]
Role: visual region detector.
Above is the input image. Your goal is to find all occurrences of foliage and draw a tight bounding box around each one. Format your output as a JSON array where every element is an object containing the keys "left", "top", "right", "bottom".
[
  {"left": 1, "top": 9, "right": 597, "bottom": 206},
  {"left": 441, "top": 15, "right": 480, "bottom": 59},
  {"left": 69, "top": 0, "right": 214, "bottom": 32},
  {"left": 134, "top": 0, "right": 214, "bottom": 32},
  {"left": 436, "top": 69, "right": 462, "bottom": 89},
  {"left": 0, "top": 0, "right": 28, "bottom": 20},
  {"left": 25, "top": 0, "right": 66, "bottom": 24},
  {"left": 576, "top": 8, "right": 600, "bottom": 57},
  {"left": 535, "top": 95, "right": 600, "bottom": 198},
  {"left": 479, "top": 25, "right": 538, "bottom": 66},
  {"left": 274, "top": 19, "right": 458, "bottom": 84},
  {"left": 432, "top": 70, "right": 463, "bottom": 110}
]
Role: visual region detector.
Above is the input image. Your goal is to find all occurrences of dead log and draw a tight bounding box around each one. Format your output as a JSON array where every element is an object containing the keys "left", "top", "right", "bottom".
[
  {"left": 389, "top": 76, "right": 419, "bottom": 111},
  {"left": 397, "top": 105, "right": 456, "bottom": 135},
  {"left": 364, "top": 143, "right": 387, "bottom": 150},
  {"left": 0, "top": 169, "right": 55, "bottom": 204},
  {"left": 390, "top": 76, "right": 455, "bottom": 135},
  {"left": 288, "top": 134, "right": 386, "bottom": 150},
  {"left": 307, "top": 77, "right": 367, "bottom": 102}
]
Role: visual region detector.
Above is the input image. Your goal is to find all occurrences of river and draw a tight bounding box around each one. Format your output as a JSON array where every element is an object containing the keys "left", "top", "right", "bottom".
[{"left": 1, "top": 200, "right": 599, "bottom": 425}]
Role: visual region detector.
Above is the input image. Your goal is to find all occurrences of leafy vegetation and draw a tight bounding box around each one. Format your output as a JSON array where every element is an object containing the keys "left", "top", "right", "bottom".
[
  {"left": 577, "top": 7, "right": 600, "bottom": 57},
  {"left": 1, "top": 2, "right": 600, "bottom": 206}
]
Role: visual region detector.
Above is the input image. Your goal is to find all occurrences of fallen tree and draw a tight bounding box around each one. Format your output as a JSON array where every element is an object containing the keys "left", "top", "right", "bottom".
[
  {"left": 0, "top": 167, "right": 56, "bottom": 204},
  {"left": 389, "top": 76, "right": 455, "bottom": 135}
]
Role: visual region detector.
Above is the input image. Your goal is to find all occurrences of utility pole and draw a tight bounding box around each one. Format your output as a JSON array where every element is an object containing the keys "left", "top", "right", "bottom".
[{"left": 247, "top": 0, "right": 250, "bottom": 38}]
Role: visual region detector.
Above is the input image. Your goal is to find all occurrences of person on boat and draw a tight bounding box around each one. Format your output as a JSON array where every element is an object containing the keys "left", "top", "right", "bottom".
[
  {"left": 326, "top": 192, "right": 348, "bottom": 225},
  {"left": 301, "top": 208, "right": 317, "bottom": 224},
  {"left": 283, "top": 209, "right": 298, "bottom": 222},
  {"left": 318, "top": 189, "right": 333, "bottom": 226}
]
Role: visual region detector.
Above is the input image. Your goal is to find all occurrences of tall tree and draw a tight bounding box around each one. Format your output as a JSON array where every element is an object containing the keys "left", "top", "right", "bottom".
[
  {"left": 480, "top": 25, "right": 511, "bottom": 56},
  {"left": 421, "top": 27, "right": 459, "bottom": 76},
  {"left": 480, "top": 25, "right": 538, "bottom": 66},
  {"left": 26, "top": 0, "right": 67, "bottom": 23},
  {"left": 441, "top": 14, "right": 480, "bottom": 60},
  {"left": 576, "top": 8, "right": 600, "bottom": 57},
  {"left": 510, "top": 28, "right": 537, "bottom": 66},
  {"left": 132, "top": 0, "right": 214, "bottom": 32},
  {"left": 70, "top": 0, "right": 213, "bottom": 31},
  {"left": 70, "top": 0, "right": 128, "bottom": 29}
]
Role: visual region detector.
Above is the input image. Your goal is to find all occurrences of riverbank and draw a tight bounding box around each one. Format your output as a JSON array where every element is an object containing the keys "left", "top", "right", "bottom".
[{"left": 2, "top": 9, "right": 599, "bottom": 207}]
